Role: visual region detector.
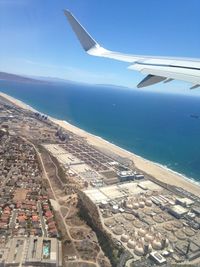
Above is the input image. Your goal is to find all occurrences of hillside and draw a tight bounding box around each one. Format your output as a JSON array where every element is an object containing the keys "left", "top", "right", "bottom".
[{"left": 0, "top": 72, "right": 46, "bottom": 84}]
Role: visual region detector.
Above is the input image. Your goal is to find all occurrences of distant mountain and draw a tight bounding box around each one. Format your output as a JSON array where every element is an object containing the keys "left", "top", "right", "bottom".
[
  {"left": 0, "top": 72, "right": 47, "bottom": 84},
  {"left": 32, "top": 75, "right": 81, "bottom": 84},
  {"left": 0, "top": 71, "right": 129, "bottom": 90},
  {"left": 0, "top": 71, "right": 86, "bottom": 86}
]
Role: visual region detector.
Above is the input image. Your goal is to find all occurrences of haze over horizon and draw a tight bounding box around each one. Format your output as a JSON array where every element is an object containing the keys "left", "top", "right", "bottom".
[{"left": 1, "top": 0, "right": 200, "bottom": 94}]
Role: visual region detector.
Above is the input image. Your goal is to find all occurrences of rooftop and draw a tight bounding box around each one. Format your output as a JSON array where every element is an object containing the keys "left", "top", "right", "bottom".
[{"left": 84, "top": 180, "right": 162, "bottom": 203}]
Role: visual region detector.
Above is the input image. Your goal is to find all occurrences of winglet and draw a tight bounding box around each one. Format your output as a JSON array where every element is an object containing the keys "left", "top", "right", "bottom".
[{"left": 64, "top": 9, "right": 99, "bottom": 52}]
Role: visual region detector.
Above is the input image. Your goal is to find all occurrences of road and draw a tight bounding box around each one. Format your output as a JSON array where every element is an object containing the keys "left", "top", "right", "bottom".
[
  {"left": 38, "top": 201, "right": 47, "bottom": 237},
  {"left": 9, "top": 210, "right": 17, "bottom": 230}
]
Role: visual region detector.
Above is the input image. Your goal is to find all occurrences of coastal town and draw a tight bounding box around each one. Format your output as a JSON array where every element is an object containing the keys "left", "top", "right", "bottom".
[{"left": 1, "top": 92, "right": 200, "bottom": 267}]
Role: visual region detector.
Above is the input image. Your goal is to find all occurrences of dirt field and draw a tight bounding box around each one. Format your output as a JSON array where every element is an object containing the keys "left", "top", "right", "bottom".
[
  {"left": 61, "top": 207, "right": 69, "bottom": 217},
  {"left": 65, "top": 215, "right": 85, "bottom": 227},
  {"left": 69, "top": 228, "right": 90, "bottom": 240},
  {"left": 74, "top": 240, "right": 100, "bottom": 261},
  {"left": 13, "top": 188, "right": 29, "bottom": 201},
  {"left": 63, "top": 239, "right": 77, "bottom": 257}
]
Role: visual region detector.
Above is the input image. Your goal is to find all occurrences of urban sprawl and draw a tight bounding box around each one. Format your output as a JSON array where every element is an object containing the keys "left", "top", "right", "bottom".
[{"left": 0, "top": 94, "right": 200, "bottom": 267}]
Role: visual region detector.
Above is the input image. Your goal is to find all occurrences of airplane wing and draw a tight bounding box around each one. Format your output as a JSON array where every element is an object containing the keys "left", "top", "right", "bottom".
[{"left": 64, "top": 10, "right": 200, "bottom": 89}]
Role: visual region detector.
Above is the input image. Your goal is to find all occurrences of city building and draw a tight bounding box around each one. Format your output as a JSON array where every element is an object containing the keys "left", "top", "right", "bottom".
[{"left": 0, "top": 237, "right": 62, "bottom": 267}]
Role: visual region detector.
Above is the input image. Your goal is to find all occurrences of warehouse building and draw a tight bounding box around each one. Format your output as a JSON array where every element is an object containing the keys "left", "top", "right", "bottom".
[
  {"left": 0, "top": 237, "right": 62, "bottom": 267},
  {"left": 168, "top": 205, "right": 188, "bottom": 219}
]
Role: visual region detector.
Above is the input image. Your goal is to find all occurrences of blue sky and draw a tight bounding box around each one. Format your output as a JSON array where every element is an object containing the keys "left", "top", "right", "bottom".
[{"left": 0, "top": 0, "right": 200, "bottom": 94}]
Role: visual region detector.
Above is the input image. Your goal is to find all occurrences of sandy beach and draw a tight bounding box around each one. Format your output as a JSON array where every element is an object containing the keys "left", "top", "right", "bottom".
[{"left": 1, "top": 92, "right": 200, "bottom": 196}]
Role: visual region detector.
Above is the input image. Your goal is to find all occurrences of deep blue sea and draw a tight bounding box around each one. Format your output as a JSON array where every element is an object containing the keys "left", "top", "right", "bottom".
[{"left": 1, "top": 80, "right": 200, "bottom": 183}]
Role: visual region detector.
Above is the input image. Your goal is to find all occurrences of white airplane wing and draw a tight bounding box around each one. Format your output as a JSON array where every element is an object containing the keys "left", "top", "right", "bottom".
[{"left": 64, "top": 10, "right": 200, "bottom": 89}]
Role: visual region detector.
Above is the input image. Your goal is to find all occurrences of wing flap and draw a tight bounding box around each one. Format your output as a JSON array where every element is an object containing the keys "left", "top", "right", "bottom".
[{"left": 129, "top": 64, "right": 200, "bottom": 85}]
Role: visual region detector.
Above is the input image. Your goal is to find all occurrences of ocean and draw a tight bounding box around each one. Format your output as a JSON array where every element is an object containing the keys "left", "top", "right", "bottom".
[{"left": 1, "top": 80, "right": 200, "bottom": 183}]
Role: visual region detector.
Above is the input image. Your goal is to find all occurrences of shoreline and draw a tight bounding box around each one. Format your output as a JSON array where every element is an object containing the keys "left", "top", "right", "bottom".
[
  {"left": 86, "top": 131, "right": 200, "bottom": 187},
  {"left": 1, "top": 91, "right": 200, "bottom": 196}
]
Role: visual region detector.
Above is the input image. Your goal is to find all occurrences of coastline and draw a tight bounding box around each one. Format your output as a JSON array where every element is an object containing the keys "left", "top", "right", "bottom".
[{"left": 1, "top": 92, "right": 200, "bottom": 196}]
